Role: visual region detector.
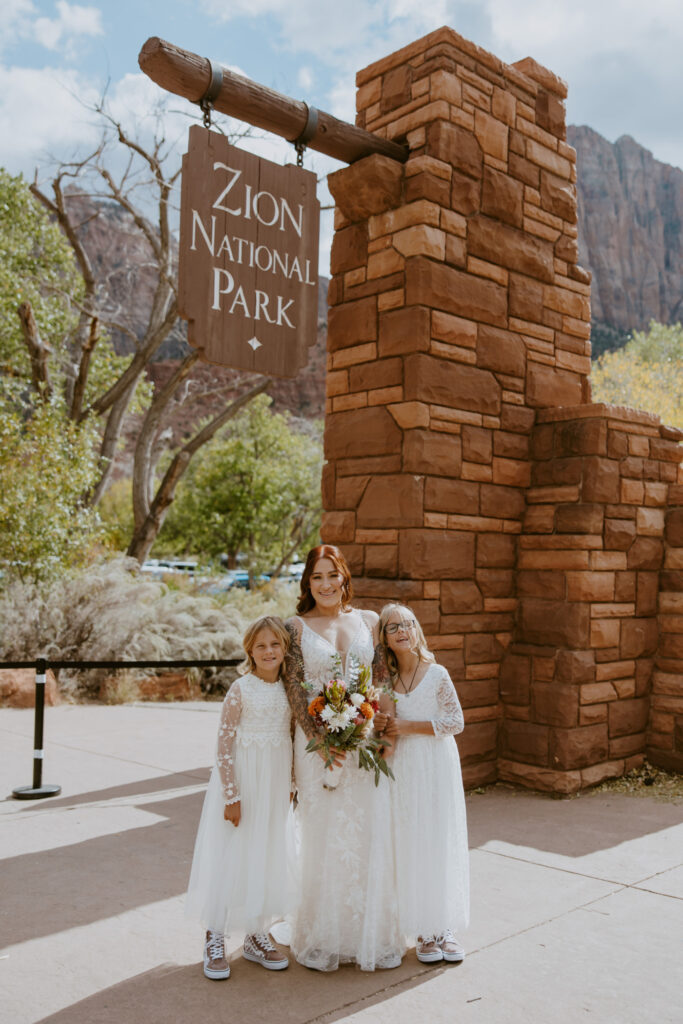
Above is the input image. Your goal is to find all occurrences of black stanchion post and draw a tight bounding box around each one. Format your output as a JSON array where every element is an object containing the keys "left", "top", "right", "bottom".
[{"left": 12, "top": 657, "right": 62, "bottom": 800}]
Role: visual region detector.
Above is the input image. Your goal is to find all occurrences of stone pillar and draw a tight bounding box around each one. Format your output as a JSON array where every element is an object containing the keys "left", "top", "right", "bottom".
[
  {"left": 649, "top": 483, "right": 683, "bottom": 771},
  {"left": 500, "top": 406, "right": 680, "bottom": 793},
  {"left": 321, "top": 27, "right": 589, "bottom": 788}
]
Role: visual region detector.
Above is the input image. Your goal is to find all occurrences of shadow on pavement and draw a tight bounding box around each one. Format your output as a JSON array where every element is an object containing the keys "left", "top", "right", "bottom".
[
  {"left": 0, "top": 790, "right": 204, "bottom": 947},
  {"left": 36, "top": 953, "right": 457, "bottom": 1024},
  {"left": 467, "top": 788, "right": 683, "bottom": 857},
  {"left": 9, "top": 768, "right": 211, "bottom": 812}
]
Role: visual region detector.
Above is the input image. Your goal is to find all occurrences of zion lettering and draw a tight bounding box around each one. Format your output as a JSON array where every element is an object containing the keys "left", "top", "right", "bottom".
[{"left": 211, "top": 269, "right": 295, "bottom": 328}]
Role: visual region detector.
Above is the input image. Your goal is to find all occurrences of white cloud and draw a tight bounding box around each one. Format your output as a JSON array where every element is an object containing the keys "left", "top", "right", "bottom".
[
  {"left": 11, "top": 1, "right": 102, "bottom": 54},
  {"left": 0, "top": 64, "right": 100, "bottom": 174}
]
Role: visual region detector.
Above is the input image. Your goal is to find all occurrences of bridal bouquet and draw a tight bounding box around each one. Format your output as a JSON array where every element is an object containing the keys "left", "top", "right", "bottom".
[{"left": 306, "top": 653, "right": 394, "bottom": 786}]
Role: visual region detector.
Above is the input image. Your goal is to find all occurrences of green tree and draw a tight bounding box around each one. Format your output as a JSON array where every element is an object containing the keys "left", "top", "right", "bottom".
[
  {"left": 157, "top": 395, "right": 322, "bottom": 579},
  {"left": 591, "top": 321, "right": 683, "bottom": 429},
  {"left": 0, "top": 392, "right": 101, "bottom": 581},
  {"left": 0, "top": 170, "right": 119, "bottom": 582}
]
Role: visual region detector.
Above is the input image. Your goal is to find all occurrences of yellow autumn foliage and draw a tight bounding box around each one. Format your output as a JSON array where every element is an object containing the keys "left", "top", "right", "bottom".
[{"left": 591, "top": 321, "right": 683, "bottom": 430}]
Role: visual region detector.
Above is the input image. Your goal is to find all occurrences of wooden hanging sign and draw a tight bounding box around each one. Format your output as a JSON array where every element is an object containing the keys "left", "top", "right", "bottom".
[{"left": 178, "top": 125, "right": 320, "bottom": 376}]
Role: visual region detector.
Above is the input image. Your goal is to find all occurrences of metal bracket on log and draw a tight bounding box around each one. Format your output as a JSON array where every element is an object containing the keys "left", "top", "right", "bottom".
[{"left": 138, "top": 37, "right": 408, "bottom": 166}]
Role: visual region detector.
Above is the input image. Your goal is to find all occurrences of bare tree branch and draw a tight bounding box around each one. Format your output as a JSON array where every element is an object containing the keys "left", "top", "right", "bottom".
[
  {"left": 17, "top": 301, "right": 52, "bottom": 399},
  {"left": 127, "top": 377, "right": 272, "bottom": 562}
]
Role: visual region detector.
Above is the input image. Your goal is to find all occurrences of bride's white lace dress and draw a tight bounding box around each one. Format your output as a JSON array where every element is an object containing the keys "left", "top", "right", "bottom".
[
  {"left": 289, "top": 614, "right": 404, "bottom": 971},
  {"left": 392, "top": 663, "right": 469, "bottom": 939}
]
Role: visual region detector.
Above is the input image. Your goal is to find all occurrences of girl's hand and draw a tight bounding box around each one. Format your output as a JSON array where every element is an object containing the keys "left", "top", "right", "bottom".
[
  {"left": 373, "top": 712, "right": 389, "bottom": 734},
  {"left": 384, "top": 718, "right": 408, "bottom": 739},
  {"left": 224, "top": 801, "right": 241, "bottom": 826}
]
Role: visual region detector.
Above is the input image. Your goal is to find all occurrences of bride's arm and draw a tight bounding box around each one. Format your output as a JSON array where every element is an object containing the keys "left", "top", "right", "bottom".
[{"left": 282, "top": 618, "right": 316, "bottom": 741}]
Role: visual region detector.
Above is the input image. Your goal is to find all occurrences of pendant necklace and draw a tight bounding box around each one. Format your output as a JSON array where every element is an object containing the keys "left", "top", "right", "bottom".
[{"left": 397, "top": 657, "right": 420, "bottom": 695}]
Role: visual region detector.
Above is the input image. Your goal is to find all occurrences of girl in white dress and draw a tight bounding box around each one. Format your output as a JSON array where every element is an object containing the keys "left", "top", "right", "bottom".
[
  {"left": 378, "top": 602, "right": 469, "bottom": 964},
  {"left": 282, "top": 544, "right": 404, "bottom": 972},
  {"left": 185, "top": 616, "right": 294, "bottom": 979}
]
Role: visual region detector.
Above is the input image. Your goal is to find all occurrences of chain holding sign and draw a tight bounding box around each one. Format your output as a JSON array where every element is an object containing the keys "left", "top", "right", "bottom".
[{"left": 178, "top": 125, "right": 320, "bottom": 377}]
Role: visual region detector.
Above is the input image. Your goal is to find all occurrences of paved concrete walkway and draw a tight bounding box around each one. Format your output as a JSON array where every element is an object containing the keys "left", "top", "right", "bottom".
[{"left": 1, "top": 703, "right": 681, "bottom": 1024}]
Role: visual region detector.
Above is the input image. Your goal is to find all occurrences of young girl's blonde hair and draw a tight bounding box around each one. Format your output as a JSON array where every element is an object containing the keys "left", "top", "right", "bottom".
[
  {"left": 378, "top": 603, "right": 435, "bottom": 682},
  {"left": 238, "top": 615, "right": 291, "bottom": 676}
]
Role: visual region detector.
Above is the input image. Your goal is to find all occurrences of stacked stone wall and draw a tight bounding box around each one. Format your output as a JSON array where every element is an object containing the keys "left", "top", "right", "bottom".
[
  {"left": 649, "top": 485, "right": 683, "bottom": 772},
  {"left": 320, "top": 26, "right": 683, "bottom": 791},
  {"left": 499, "top": 405, "right": 680, "bottom": 793}
]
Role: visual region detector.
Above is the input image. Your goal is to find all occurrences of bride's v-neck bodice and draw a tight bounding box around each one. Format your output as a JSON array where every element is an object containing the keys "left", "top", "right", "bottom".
[{"left": 298, "top": 613, "right": 374, "bottom": 693}]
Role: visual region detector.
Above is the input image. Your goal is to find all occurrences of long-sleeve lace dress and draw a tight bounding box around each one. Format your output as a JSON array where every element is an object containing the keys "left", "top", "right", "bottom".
[
  {"left": 185, "top": 673, "right": 294, "bottom": 936},
  {"left": 287, "top": 614, "right": 404, "bottom": 972},
  {"left": 391, "top": 663, "right": 469, "bottom": 939}
]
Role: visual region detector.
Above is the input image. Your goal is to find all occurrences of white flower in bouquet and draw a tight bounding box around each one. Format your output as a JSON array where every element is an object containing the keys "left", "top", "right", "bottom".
[{"left": 350, "top": 692, "right": 365, "bottom": 708}]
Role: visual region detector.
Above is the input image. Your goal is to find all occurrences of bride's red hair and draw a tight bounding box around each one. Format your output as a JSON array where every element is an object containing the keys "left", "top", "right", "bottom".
[{"left": 296, "top": 545, "right": 353, "bottom": 615}]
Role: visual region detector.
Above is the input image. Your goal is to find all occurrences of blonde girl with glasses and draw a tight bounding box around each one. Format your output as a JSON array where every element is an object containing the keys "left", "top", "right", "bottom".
[{"left": 377, "top": 603, "right": 469, "bottom": 965}]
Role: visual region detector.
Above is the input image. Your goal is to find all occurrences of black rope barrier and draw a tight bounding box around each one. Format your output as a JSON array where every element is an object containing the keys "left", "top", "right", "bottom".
[{"left": 6, "top": 656, "right": 240, "bottom": 801}]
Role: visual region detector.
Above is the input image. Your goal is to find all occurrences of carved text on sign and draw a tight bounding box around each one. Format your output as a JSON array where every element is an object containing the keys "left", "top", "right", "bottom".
[{"left": 178, "top": 125, "right": 320, "bottom": 376}]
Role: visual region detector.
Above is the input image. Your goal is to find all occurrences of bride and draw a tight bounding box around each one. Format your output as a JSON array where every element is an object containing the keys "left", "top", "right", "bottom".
[{"left": 281, "top": 544, "right": 404, "bottom": 972}]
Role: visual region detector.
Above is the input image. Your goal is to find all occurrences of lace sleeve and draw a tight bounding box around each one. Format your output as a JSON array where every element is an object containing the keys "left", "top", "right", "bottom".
[
  {"left": 432, "top": 668, "right": 465, "bottom": 738},
  {"left": 282, "top": 620, "right": 316, "bottom": 741},
  {"left": 217, "top": 679, "right": 242, "bottom": 804}
]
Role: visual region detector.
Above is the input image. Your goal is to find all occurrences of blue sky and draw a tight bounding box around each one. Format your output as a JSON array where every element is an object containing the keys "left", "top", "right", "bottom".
[{"left": 2, "top": 1, "right": 682, "bottom": 271}]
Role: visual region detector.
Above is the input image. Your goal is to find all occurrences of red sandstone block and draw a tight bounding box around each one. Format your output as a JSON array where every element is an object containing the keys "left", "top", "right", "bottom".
[
  {"left": 321, "top": 510, "right": 356, "bottom": 544},
  {"left": 532, "top": 682, "right": 579, "bottom": 727},
  {"left": 399, "top": 528, "right": 475, "bottom": 579},
  {"left": 591, "top": 619, "right": 620, "bottom": 648},
  {"left": 481, "top": 165, "right": 523, "bottom": 227},
  {"left": 357, "top": 475, "right": 424, "bottom": 529},
  {"left": 550, "top": 724, "right": 608, "bottom": 770},
  {"left": 609, "top": 732, "right": 646, "bottom": 759},
  {"left": 492, "top": 457, "right": 530, "bottom": 487},
  {"left": 378, "top": 306, "right": 431, "bottom": 358},
  {"left": 566, "top": 572, "right": 615, "bottom": 602},
  {"left": 461, "top": 425, "right": 492, "bottom": 464},
  {"left": 627, "top": 537, "right": 664, "bottom": 570},
  {"left": 403, "top": 428, "right": 462, "bottom": 477},
  {"left": 325, "top": 407, "right": 401, "bottom": 461},
  {"left": 404, "top": 352, "right": 501, "bottom": 415},
  {"left": 526, "top": 363, "right": 583, "bottom": 408},
  {"left": 476, "top": 569, "right": 514, "bottom": 597},
  {"left": 468, "top": 213, "right": 554, "bottom": 283},
  {"left": 328, "top": 154, "right": 404, "bottom": 222},
  {"left": 480, "top": 484, "right": 525, "bottom": 520},
  {"left": 581, "top": 681, "right": 618, "bottom": 704},
  {"left": 327, "top": 297, "right": 377, "bottom": 352},
  {"left": 424, "top": 476, "right": 479, "bottom": 515},
  {"left": 406, "top": 255, "right": 507, "bottom": 327},
  {"left": 426, "top": 119, "right": 483, "bottom": 179},
  {"left": 518, "top": 597, "right": 590, "bottom": 647},
  {"left": 604, "top": 519, "right": 637, "bottom": 551},
  {"left": 477, "top": 533, "right": 516, "bottom": 567},
  {"left": 364, "top": 545, "right": 398, "bottom": 577},
  {"left": 335, "top": 475, "right": 369, "bottom": 509},
  {"left": 441, "top": 580, "right": 483, "bottom": 614},
  {"left": 502, "top": 720, "right": 550, "bottom": 767},
  {"left": 476, "top": 324, "right": 527, "bottom": 377},
  {"left": 519, "top": 550, "right": 589, "bottom": 570},
  {"left": 580, "top": 705, "right": 608, "bottom": 725}
]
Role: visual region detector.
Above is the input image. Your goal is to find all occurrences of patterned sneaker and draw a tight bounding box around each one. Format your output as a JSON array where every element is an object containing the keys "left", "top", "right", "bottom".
[
  {"left": 437, "top": 930, "right": 465, "bottom": 962},
  {"left": 203, "top": 930, "right": 231, "bottom": 979},
  {"left": 416, "top": 936, "right": 443, "bottom": 963},
  {"left": 243, "top": 932, "right": 289, "bottom": 970}
]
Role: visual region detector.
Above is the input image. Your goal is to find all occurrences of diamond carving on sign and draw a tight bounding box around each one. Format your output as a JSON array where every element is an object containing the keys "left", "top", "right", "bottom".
[{"left": 247, "top": 336, "right": 262, "bottom": 351}]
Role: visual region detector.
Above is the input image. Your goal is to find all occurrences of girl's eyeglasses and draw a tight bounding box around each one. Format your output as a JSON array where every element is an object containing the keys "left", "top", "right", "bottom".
[{"left": 385, "top": 620, "right": 416, "bottom": 635}]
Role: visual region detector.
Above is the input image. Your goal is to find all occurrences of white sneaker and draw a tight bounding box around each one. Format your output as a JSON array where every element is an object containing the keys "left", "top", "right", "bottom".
[
  {"left": 416, "top": 936, "right": 443, "bottom": 963},
  {"left": 437, "top": 930, "right": 465, "bottom": 962},
  {"left": 243, "top": 932, "right": 289, "bottom": 970},
  {"left": 203, "top": 931, "right": 231, "bottom": 979}
]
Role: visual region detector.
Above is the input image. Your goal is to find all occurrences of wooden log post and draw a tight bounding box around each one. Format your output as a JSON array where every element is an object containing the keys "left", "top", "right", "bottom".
[{"left": 138, "top": 37, "right": 408, "bottom": 166}]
